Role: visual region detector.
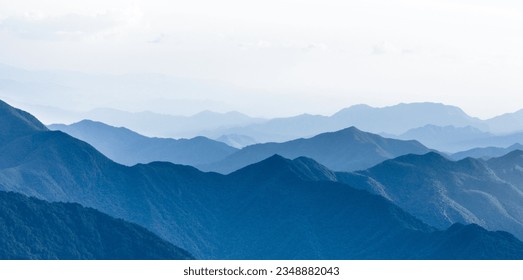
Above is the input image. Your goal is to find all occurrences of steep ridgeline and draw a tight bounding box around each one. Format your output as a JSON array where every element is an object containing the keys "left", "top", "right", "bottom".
[
  {"left": 0, "top": 191, "right": 193, "bottom": 260},
  {"left": 199, "top": 127, "right": 431, "bottom": 174},
  {"left": 486, "top": 150, "right": 523, "bottom": 188},
  {"left": 217, "top": 155, "right": 523, "bottom": 259},
  {"left": 49, "top": 120, "right": 237, "bottom": 166},
  {"left": 335, "top": 152, "right": 523, "bottom": 240},
  {"left": 1, "top": 100, "right": 523, "bottom": 259},
  {"left": 0, "top": 99, "right": 48, "bottom": 145}
]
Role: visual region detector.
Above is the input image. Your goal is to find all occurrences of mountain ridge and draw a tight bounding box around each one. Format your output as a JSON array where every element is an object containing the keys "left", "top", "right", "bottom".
[
  {"left": 451, "top": 143, "right": 523, "bottom": 160},
  {"left": 204, "top": 102, "right": 489, "bottom": 143},
  {"left": 48, "top": 119, "right": 238, "bottom": 166},
  {"left": 396, "top": 124, "right": 523, "bottom": 153},
  {"left": 0, "top": 100, "right": 48, "bottom": 144},
  {"left": 334, "top": 151, "right": 523, "bottom": 240},
  {"left": 200, "top": 126, "right": 431, "bottom": 174}
]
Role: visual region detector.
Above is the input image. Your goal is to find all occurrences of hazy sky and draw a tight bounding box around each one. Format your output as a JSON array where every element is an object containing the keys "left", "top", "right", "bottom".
[{"left": 1, "top": 0, "right": 522, "bottom": 118}]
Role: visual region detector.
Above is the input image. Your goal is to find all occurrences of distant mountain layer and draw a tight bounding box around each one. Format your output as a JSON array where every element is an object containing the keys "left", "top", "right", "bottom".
[
  {"left": 76, "top": 103, "right": 523, "bottom": 143},
  {"left": 398, "top": 125, "right": 493, "bottom": 152},
  {"left": 0, "top": 63, "right": 267, "bottom": 133},
  {"left": 2, "top": 100, "right": 523, "bottom": 259},
  {"left": 486, "top": 109, "right": 523, "bottom": 134},
  {"left": 48, "top": 120, "right": 238, "bottom": 166},
  {"left": 451, "top": 144, "right": 523, "bottom": 160},
  {"left": 3, "top": 61, "right": 523, "bottom": 141},
  {"left": 200, "top": 126, "right": 431, "bottom": 173},
  {"left": 397, "top": 124, "right": 523, "bottom": 153},
  {"left": 64, "top": 105, "right": 523, "bottom": 146},
  {"left": 0, "top": 191, "right": 193, "bottom": 260},
  {"left": 203, "top": 102, "right": 487, "bottom": 143},
  {"left": 333, "top": 151, "right": 523, "bottom": 240},
  {"left": 70, "top": 104, "right": 523, "bottom": 146},
  {"left": 80, "top": 108, "right": 265, "bottom": 139},
  {"left": 216, "top": 134, "right": 258, "bottom": 149}
]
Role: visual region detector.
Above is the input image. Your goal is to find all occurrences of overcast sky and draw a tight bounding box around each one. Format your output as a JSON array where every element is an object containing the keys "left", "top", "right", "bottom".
[{"left": 1, "top": 0, "right": 522, "bottom": 118}]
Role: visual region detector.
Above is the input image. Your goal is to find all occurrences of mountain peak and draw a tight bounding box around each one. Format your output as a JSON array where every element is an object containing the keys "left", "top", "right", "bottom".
[
  {"left": 72, "top": 119, "right": 134, "bottom": 132},
  {"left": 311, "top": 126, "right": 365, "bottom": 140},
  {"left": 75, "top": 119, "right": 106, "bottom": 126},
  {"left": 229, "top": 154, "right": 337, "bottom": 182},
  {"left": 341, "top": 126, "right": 360, "bottom": 132},
  {"left": 203, "top": 124, "right": 431, "bottom": 174},
  {"left": 332, "top": 105, "right": 372, "bottom": 117},
  {"left": 328, "top": 102, "right": 484, "bottom": 135},
  {"left": 374, "top": 151, "right": 449, "bottom": 169},
  {"left": 0, "top": 99, "right": 48, "bottom": 143},
  {"left": 228, "top": 154, "right": 294, "bottom": 179},
  {"left": 249, "top": 154, "right": 290, "bottom": 168}
]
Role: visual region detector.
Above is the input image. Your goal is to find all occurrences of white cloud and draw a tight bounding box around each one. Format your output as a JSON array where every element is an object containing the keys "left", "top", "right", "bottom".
[
  {"left": 371, "top": 41, "right": 397, "bottom": 55},
  {"left": 0, "top": 12, "right": 112, "bottom": 40},
  {"left": 148, "top": 33, "right": 165, "bottom": 44},
  {"left": 236, "top": 39, "right": 328, "bottom": 52},
  {"left": 0, "top": 5, "right": 146, "bottom": 41},
  {"left": 371, "top": 42, "right": 418, "bottom": 56},
  {"left": 0, "top": 0, "right": 523, "bottom": 119}
]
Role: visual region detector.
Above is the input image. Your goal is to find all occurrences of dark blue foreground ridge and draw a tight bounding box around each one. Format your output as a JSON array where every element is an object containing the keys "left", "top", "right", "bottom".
[{"left": 0, "top": 191, "right": 193, "bottom": 260}]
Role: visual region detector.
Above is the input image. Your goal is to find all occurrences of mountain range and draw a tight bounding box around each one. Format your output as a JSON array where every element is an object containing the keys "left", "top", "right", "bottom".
[
  {"left": 3, "top": 62, "right": 523, "bottom": 144},
  {"left": 200, "top": 126, "right": 431, "bottom": 173},
  {"left": 451, "top": 143, "right": 523, "bottom": 160},
  {"left": 48, "top": 120, "right": 238, "bottom": 166},
  {"left": 50, "top": 120, "right": 431, "bottom": 173},
  {"left": 79, "top": 108, "right": 264, "bottom": 139},
  {"left": 202, "top": 103, "right": 488, "bottom": 143},
  {"left": 331, "top": 152, "right": 523, "bottom": 240},
  {"left": 250, "top": 152, "right": 523, "bottom": 240},
  {"left": 0, "top": 62, "right": 266, "bottom": 129},
  {"left": 2, "top": 99, "right": 523, "bottom": 259},
  {"left": 486, "top": 109, "right": 523, "bottom": 134},
  {"left": 215, "top": 133, "right": 258, "bottom": 149},
  {"left": 70, "top": 103, "right": 523, "bottom": 146},
  {"left": 396, "top": 124, "right": 523, "bottom": 153},
  {"left": 397, "top": 125, "right": 494, "bottom": 152}
]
